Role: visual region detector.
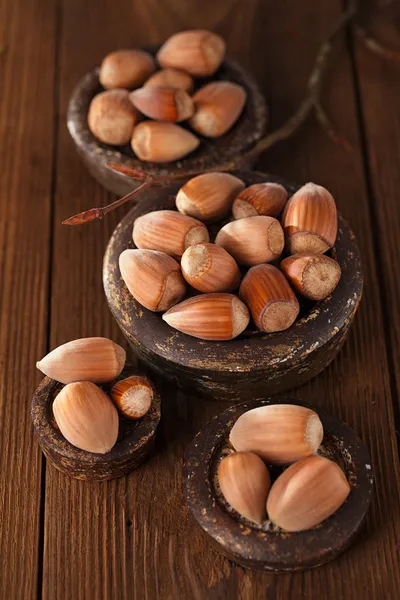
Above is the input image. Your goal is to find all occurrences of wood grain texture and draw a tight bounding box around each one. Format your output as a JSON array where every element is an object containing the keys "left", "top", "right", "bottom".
[
  {"left": 7, "top": 0, "right": 398, "bottom": 598},
  {"left": 351, "top": 14, "right": 400, "bottom": 408},
  {"left": 253, "top": 2, "right": 400, "bottom": 596},
  {"left": 0, "top": 0, "right": 55, "bottom": 597}
]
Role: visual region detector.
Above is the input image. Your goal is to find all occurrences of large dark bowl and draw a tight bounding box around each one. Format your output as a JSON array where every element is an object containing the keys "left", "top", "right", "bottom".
[
  {"left": 103, "top": 170, "right": 363, "bottom": 401},
  {"left": 184, "top": 398, "right": 373, "bottom": 572},
  {"left": 67, "top": 52, "right": 268, "bottom": 196}
]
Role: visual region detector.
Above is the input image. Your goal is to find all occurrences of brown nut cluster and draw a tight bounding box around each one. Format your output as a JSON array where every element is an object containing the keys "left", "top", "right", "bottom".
[
  {"left": 36, "top": 337, "right": 155, "bottom": 454},
  {"left": 119, "top": 174, "right": 341, "bottom": 341},
  {"left": 88, "top": 30, "right": 247, "bottom": 163},
  {"left": 218, "top": 404, "right": 350, "bottom": 531}
]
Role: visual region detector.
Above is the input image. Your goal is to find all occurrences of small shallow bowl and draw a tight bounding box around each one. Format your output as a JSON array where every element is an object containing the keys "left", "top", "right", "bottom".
[
  {"left": 103, "top": 171, "right": 363, "bottom": 401},
  {"left": 31, "top": 366, "right": 161, "bottom": 481},
  {"left": 67, "top": 51, "right": 268, "bottom": 196},
  {"left": 184, "top": 398, "right": 373, "bottom": 572}
]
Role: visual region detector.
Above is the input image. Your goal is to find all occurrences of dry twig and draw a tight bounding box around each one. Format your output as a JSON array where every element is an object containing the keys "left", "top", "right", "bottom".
[
  {"left": 314, "top": 102, "right": 353, "bottom": 152},
  {"left": 355, "top": 24, "right": 400, "bottom": 61},
  {"left": 62, "top": 180, "right": 154, "bottom": 224}
]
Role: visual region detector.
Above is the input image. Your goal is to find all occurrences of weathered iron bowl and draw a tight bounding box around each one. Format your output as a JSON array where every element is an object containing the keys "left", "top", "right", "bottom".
[
  {"left": 184, "top": 398, "right": 373, "bottom": 571},
  {"left": 32, "top": 365, "right": 161, "bottom": 481},
  {"left": 67, "top": 52, "right": 268, "bottom": 196},
  {"left": 103, "top": 171, "right": 363, "bottom": 401}
]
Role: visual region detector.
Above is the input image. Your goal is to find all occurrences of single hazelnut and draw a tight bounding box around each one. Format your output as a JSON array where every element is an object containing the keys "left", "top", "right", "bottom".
[
  {"left": 163, "top": 293, "right": 250, "bottom": 340},
  {"left": 130, "top": 86, "right": 194, "bottom": 122},
  {"left": 215, "top": 216, "right": 284, "bottom": 266},
  {"left": 282, "top": 182, "right": 337, "bottom": 254},
  {"left": 119, "top": 249, "right": 186, "bottom": 312},
  {"left": 181, "top": 243, "right": 241, "bottom": 293},
  {"left": 53, "top": 382, "right": 119, "bottom": 454},
  {"left": 267, "top": 455, "right": 350, "bottom": 531},
  {"left": 132, "top": 210, "right": 209, "bottom": 259},
  {"left": 218, "top": 452, "right": 271, "bottom": 524},
  {"left": 176, "top": 172, "right": 245, "bottom": 223},
  {"left": 131, "top": 122, "right": 200, "bottom": 163},
  {"left": 111, "top": 375, "right": 154, "bottom": 419},
  {"left": 99, "top": 49, "right": 156, "bottom": 89},
  {"left": 229, "top": 404, "right": 323, "bottom": 464},
  {"left": 232, "top": 183, "right": 288, "bottom": 220},
  {"left": 37, "top": 337, "right": 126, "bottom": 384},
  {"left": 281, "top": 253, "right": 341, "bottom": 301},
  {"left": 189, "top": 81, "right": 247, "bottom": 138},
  {"left": 239, "top": 264, "right": 300, "bottom": 333},
  {"left": 143, "top": 68, "right": 194, "bottom": 92},
  {"left": 88, "top": 89, "right": 140, "bottom": 145},
  {"left": 156, "top": 30, "right": 226, "bottom": 77}
]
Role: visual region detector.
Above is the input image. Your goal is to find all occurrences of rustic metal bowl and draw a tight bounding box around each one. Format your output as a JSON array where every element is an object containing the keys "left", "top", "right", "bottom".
[
  {"left": 103, "top": 171, "right": 363, "bottom": 401},
  {"left": 67, "top": 52, "right": 268, "bottom": 196},
  {"left": 184, "top": 398, "right": 373, "bottom": 572},
  {"left": 31, "top": 366, "right": 161, "bottom": 481}
]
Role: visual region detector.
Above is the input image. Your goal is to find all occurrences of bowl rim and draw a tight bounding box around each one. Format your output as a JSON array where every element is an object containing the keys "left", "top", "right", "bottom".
[
  {"left": 67, "top": 52, "right": 268, "bottom": 178},
  {"left": 183, "top": 398, "right": 374, "bottom": 572},
  {"left": 103, "top": 171, "right": 363, "bottom": 375}
]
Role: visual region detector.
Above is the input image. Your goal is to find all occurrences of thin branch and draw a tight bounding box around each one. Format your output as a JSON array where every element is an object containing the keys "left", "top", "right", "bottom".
[
  {"left": 106, "top": 164, "right": 179, "bottom": 185},
  {"left": 62, "top": 180, "right": 153, "bottom": 224},
  {"left": 355, "top": 25, "right": 400, "bottom": 61},
  {"left": 63, "top": 0, "right": 358, "bottom": 225},
  {"left": 106, "top": 164, "right": 153, "bottom": 181},
  {"left": 315, "top": 101, "right": 353, "bottom": 151}
]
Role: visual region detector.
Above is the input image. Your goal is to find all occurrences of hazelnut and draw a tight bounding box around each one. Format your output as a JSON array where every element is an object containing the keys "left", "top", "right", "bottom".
[
  {"left": 156, "top": 30, "right": 225, "bottom": 77},
  {"left": 88, "top": 89, "right": 139, "bottom": 145},
  {"left": 99, "top": 49, "right": 155, "bottom": 89},
  {"left": 163, "top": 293, "right": 250, "bottom": 340},
  {"left": 189, "top": 81, "right": 247, "bottom": 138},
  {"left": 36, "top": 337, "right": 126, "bottom": 384},
  {"left": 131, "top": 122, "right": 200, "bottom": 163},
  {"left": 267, "top": 455, "right": 350, "bottom": 531}
]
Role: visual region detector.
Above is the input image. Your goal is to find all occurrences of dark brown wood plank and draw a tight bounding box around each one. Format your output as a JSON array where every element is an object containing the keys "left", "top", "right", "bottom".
[
  {"left": 0, "top": 0, "right": 56, "bottom": 597},
  {"left": 254, "top": 4, "right": 400, "bottom": 595},
  {"left": 43, "top": 1, "right": 400, "bottom": 598},
  {"left": 351, "top": 13, "right": 400, "bottom": 418}
]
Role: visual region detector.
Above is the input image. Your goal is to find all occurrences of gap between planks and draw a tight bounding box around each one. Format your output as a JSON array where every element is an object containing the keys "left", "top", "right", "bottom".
[{"left": 36, "top": 0, "right": 63, "bottom": 598}]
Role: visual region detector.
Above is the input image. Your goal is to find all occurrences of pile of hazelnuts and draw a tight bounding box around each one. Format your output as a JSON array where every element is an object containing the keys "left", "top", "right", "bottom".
[
  {"left": 118, "top": 172, "right": 341, "bottom": 341},
  {"left": 88, "top": 30, "right": 247, "bottom": 163}
]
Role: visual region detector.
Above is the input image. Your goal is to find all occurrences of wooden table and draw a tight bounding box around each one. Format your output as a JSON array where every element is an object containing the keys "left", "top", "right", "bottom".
[{"left": 1, "top": 1, "right": 400, "bottom": 598}]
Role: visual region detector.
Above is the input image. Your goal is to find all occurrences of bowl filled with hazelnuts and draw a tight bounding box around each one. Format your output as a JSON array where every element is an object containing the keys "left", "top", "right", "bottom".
[
  {"left": 183, "top": 399, "right": 373, "bottom": 571},
  {"left": 67, "top": 30, "right": 268, "bottom": 196},
  {"left": 32, "top": 337, "right": 161, "bottom": 481},
  {"left": 103, "top": 170, "right": 363, "bottom": 401}
]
